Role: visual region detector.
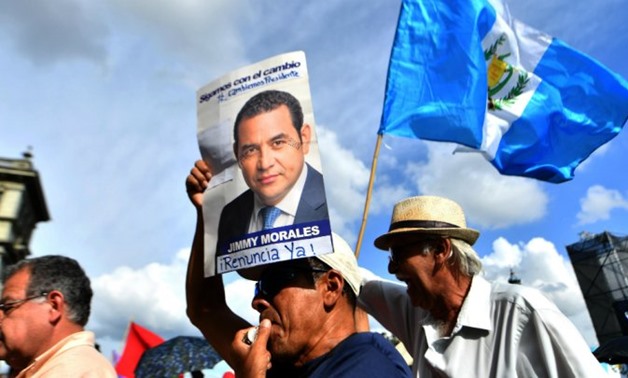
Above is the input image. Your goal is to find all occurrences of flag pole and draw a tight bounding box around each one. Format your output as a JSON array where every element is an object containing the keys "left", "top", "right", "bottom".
[{"left": 355, "top": 133, "right": 383, "bottom": 259}]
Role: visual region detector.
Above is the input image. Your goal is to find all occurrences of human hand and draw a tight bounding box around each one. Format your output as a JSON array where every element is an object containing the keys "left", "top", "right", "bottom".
[
  {"left": 185, "top": 160, "right": 212, "bottom": 208},
  {"left": 232, "top": 319, "right": 272, "bottom": 378}
]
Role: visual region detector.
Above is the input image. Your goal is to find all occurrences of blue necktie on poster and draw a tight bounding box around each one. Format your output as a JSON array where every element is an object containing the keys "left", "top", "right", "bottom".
[
  {"left": 379, "top": 0, "right": 628, "bottom": 183},
  {"left": 261, "top": 206, "right": 281, "bottom": 230}
]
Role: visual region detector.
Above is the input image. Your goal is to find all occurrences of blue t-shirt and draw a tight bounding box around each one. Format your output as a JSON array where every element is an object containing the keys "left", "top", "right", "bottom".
[{"left": 269, "top": 332, "right": 411, "bottom": 377}]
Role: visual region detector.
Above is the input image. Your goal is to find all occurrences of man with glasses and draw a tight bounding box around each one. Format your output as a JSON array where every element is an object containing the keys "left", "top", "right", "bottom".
[
  {"left": 0, "top": 255, "right": 116, "bottom": 377},
  {"left": 185, "top": 163, "right": 411, "bottom": 377},
  {"left": 358, "top": 195, "right": 605, "bottom": 377}
]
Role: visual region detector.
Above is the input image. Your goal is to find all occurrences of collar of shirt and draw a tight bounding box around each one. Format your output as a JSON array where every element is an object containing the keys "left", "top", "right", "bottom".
[
  {"left": 251, "top": 163, "right": 308, "bottom": 230},
  {"left": 422, "top": 275, "right": 493, "bottom": 365}
]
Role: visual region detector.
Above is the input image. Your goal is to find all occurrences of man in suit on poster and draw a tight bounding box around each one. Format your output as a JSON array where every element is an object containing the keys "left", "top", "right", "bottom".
[{"left": 214, "top": 89, "right": 329, "bottom": 256}]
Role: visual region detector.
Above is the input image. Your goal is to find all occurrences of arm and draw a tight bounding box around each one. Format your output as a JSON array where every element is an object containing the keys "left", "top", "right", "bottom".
[
  {"left": 358, "top": 269, "right": 421, "bottom": 354},
  {"left": 185, "top": 160, "right": 252, "bottom": 368}
]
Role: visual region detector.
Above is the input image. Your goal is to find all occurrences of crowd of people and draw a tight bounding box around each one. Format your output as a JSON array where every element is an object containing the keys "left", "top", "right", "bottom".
[
  {"left": 0, "top": 89, "right": 607, "bottom": 376},
  {"left": 186, "top": 156, "right": 606, "bottom": 377},
  {"left": 182, "top": 89, "right": 605, "bottom": 377}
]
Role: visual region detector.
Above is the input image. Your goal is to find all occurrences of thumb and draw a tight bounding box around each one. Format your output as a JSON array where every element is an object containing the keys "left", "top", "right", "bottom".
[{"left": 252, "top": 318, "right": 271, "bottom": 349}]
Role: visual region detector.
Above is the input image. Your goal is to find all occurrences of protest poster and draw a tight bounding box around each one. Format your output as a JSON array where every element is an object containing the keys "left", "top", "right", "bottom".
[{"left": 196, "top": 51, "right": 333, "bottom": 278}]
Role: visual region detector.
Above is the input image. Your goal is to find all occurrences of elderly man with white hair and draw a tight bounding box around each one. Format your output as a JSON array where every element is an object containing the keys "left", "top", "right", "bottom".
[{"left": 359, "top": 195, "right": 604, "bottom": 377}]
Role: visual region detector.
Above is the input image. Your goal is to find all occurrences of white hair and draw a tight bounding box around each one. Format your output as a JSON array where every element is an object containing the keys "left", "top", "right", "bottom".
[{"left": 449, "top": 238, "right": 483, "bottom": 276}]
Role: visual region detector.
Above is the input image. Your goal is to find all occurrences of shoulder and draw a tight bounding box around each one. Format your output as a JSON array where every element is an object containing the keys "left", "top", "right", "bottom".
[
  {"left": 306, "top": 163, "right": 323, "bottom": 178},
  {"left": 359, "top": 279, "right": 412, "bottom": 310},
  {"left": 219, "top": 189, "right": 254, "bottom": 226},
  {"left": 489, "top": 279, "right": 560, "bottom": 313},
  {"left": 487, "top": 280, "right": 605, "bottom": 375},
  {"left": 342, "top": 332, "right": 403, "bottom": 356},
  {"left": 317, "top": 333, "right": 412, "bottom": 377},
  {"left": 486, "top": 278, "right": 578, "bottom": 335},
  {"left": 223, "top": 189, "right": 254, "bottom": 211},
  {"left": 303, "top": 163, "right": 324, "bottom": 187},
  {"left": 39, "top": 344, "right": 116, "bottom": 377}
]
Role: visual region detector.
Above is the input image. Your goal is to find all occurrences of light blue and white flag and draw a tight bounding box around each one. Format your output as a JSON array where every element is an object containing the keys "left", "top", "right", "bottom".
[{"left": 379, "top": 0, "right": 628, "bottom": 183}]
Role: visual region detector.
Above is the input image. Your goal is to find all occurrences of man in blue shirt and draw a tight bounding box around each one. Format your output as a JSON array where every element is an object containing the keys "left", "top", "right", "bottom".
[{"left": 186, "top": 162, "right": 411, "bottom": 377}]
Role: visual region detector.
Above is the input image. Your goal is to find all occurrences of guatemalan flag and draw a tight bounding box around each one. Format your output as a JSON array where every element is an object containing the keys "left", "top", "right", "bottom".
[{"left": 379, "top": 0, "right": 628, "bottom": 183}]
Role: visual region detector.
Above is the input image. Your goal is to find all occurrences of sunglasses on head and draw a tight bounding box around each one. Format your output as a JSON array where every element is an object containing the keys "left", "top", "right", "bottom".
[{"left": 254, "top": 267, "right": 329, "bottom": 299}]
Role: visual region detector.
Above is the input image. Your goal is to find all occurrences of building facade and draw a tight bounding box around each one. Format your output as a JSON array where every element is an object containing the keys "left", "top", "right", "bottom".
[{"left": 0, "top": 153, "right": 50, "bottom": 274}]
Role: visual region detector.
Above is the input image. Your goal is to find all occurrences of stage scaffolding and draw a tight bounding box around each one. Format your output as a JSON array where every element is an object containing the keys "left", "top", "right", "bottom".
[{"left": 566, "top": 231, "right": 628, "bottom": 345}]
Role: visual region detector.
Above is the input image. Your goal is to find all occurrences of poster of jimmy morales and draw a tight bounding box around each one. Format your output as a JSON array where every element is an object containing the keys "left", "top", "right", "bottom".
[{"left": 196, "top": 51, "right": 333, "bottom": 279}]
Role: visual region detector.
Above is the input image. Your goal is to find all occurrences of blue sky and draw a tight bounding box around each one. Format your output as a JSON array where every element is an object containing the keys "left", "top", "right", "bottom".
[{"left": 1, "top": 0, "right": 627, "bottom": 363}]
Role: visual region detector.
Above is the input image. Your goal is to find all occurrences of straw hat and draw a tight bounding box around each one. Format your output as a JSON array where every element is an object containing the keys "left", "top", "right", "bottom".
[{"left": 374, "top": 195, "right": 479, "bottom": 250}]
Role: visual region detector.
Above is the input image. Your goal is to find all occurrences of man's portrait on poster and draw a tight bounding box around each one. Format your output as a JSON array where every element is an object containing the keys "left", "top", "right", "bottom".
[{"left": 215, "top": 89, "right": 329, "bottom": 257}]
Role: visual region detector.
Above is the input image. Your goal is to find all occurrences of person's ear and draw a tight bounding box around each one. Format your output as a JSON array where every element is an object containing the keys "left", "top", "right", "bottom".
[
  {"left": 233, "top": 143, "right": 242, "bottom": 168},
  {"left": 433, "top": 238, "right": 451, "bottom": 267},
  {"left": 47, "top": 291, "right": 64, "bottom": 324},
  {"left": 299, "top": 124, "right": 311, "bottom": 155},
  {"left": 321, "top": 270, "right": 343, "bottom": 309}
]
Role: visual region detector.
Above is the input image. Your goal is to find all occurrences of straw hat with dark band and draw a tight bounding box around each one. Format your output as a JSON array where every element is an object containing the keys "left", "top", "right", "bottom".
[{"left": 374, "top": 195, "right": 480, "bottom": 250}]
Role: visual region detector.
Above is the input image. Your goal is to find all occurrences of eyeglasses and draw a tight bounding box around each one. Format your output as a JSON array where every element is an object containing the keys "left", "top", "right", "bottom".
[
  {"left": 0, "top": 292, "right": 48, "bottom": 315},
  {"left": 254, "top": 268, "right": 328, "bottom": 299}
]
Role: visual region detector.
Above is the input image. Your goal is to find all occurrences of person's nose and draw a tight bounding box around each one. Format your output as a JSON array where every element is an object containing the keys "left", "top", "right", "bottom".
[
  {"left": 251, "top": 296, "right": 269, "bottom": 313},
  {"left": 256, "top": 145, "right": 274, "bottom": 170}
]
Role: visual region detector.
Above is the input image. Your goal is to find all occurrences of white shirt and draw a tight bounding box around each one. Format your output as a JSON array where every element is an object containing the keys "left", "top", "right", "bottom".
[
  {"left": 248, "top": 163, "right": 308, "bottom": 232},
  {"left": 359, "top": 275, "right": 605, "bottom": 377}
]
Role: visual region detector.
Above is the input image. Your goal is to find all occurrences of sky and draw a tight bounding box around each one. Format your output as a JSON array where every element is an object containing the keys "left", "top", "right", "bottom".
[{"left": 1, "top": 0, "right": 627, "bottom": 365}]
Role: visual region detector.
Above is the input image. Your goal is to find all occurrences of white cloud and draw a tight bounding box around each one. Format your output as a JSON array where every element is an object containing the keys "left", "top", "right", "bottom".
[
  {"left": 317, "top": 126, "right": 369, "bottom": 238},
  {"left": 0, "top": 0, "right": 108, "bottom": 66},
  {"left": 317, "top": 127, "right": 415, "bottom": 245},
  {"left": 406, "top": 142, "right": 549, "bottom": 229},
  {"left": 370, "top": 184, "right": 413, "bottom": 217},
  {"left": 577, "top": 185, "right": 628, "bottom": 225},
  {"left": 90, "top": 249, "right": 259, "bottom": 358},
  {"left": 105, "top": 0, "right": 250, "bottom": 71},
  {"left": 482, "top": 237, "right": 598, "bottom": 346},
  {"left": 90, "top": 249, "right": 195, "bottom": 340},
  {"left": 481, "top": 237, "right": 522, "bottom": 268},
  {"left": 0, "top": 0, "right": 256, "bottom": 80}
]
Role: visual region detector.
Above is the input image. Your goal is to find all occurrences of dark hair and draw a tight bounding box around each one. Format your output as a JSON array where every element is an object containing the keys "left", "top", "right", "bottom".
[
  {"left": 233, "top": 90, "right": 304, "bottom": 149},
  {"left": 3, "top": 255, "right": 93, "bottom": 326},
  {"left": 306, "top": 258, "right": 357, "bottom": 308}
]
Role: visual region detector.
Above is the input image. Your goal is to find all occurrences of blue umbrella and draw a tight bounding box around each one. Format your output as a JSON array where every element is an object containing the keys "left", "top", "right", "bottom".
[{"left": 135, "top": 336, "right": 222, "bottom": 377}]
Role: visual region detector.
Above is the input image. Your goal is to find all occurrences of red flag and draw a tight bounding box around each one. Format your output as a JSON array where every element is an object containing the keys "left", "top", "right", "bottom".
[{"left": 115, "top": 322, "right": 164, "bottom": 378}]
